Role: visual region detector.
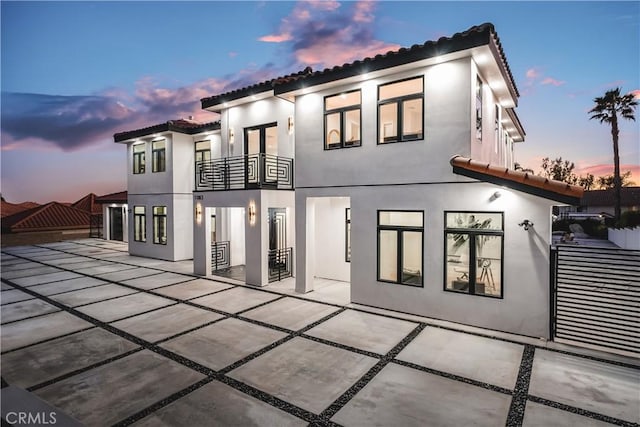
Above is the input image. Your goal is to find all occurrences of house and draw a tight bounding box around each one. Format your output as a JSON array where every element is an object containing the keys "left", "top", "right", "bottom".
[
  {"left": 579, "top": 186, "right": 640, "bottom": 216},
  {"left": 1, "top": 198, "right": 40, "bottom": 218},
  {"left": 95, "top": 191, "right": 128, "bottom": 242},
  {"left": 114, "top": 23, "right": 584, "bottom": 338}
]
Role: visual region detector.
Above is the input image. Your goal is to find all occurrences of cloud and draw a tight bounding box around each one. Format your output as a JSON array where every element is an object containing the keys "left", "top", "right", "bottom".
[
  {"left": 522, "top": 67, "right": 566, "bottom": 95},
  {"left": 576, "top": 164, "right": 640, "bottom": 180},
  {"left": 541, "top": 77, "right": 566, "bottom": 87},
  {"left": 258, "top": 0, "right": 399, "bottom": 69},
  {"left": 631, "top": 89, "right": 640, "bottom": 99},
  {"left": 525, "top": 68, "right": 541, "bottom": 79}
]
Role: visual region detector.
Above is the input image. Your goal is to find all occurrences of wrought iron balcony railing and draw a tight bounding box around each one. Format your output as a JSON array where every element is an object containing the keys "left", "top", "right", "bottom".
[{"left": 196, "top": 154, "right": 294, "bottom": 191}]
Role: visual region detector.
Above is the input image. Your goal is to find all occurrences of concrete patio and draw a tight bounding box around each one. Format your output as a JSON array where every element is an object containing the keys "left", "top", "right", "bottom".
[{"left": 1, "top": 239, "right": 638, "bottom": 426}]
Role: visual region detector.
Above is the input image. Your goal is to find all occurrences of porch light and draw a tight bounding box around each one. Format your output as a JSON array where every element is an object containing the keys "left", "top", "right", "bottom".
[
  {"left": 229, "top": 127, "right": 235, "bottom": 144},
  {"left": 288, "top": 116, "right": 294, "bottom": 134},
  {"left": 489, "top": 191, "right": 501, "bottom": 202},
  {"left": 195, "top": 203, "right": 202, "bottom": 225},
  {"left": 248, "top": 201, "right": 256, "bottom": 226},
  {"left": 518, "top": 219, "right": 534, "bottom": 231}
]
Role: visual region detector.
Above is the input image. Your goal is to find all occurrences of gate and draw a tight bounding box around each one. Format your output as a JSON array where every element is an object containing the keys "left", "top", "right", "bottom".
[
  {"left": 550, "top": 245, "right": 640, "bottom": 355},
  {"left": 211, "top": 241, "right": 231, "bottom": 273}
]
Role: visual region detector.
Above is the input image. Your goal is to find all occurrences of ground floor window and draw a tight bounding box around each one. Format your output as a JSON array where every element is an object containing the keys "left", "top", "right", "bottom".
[
  {"left": 153, "top": 206, "right": 167, "bottom": 245},
  {"left": 345, "top": 208, "right": 351, "bottom": 262},
  {"left": 133, "top": 206, "right": 146, "bottom": 242},
  {"left": 377, "top": 210, "right": 423, "bottom": 286},
  {"left": 444, "top": 212, "right": 503, "bottom": 298}
]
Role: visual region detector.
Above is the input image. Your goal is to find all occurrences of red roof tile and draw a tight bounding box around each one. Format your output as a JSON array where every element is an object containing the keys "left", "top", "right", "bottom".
[
  {"left": 2, "top": 202, "right": 91, "bottom": 232},
  {"left": 450, "top": 156, "right": 584, "bottom": 205},
  {"left": 72, "top": 193, "right": 102, "bottom": 215},
  {"left": 95, "top": 191, "right": 128, "bottom": 204},
  {"left": 1, "top": 201, "right": 40, "bottom": 218}
]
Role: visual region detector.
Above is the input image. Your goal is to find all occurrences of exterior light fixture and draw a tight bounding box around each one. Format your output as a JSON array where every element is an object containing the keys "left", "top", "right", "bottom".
[
  {"left": 228, "top": 127, "right": 235, "bottom": 144},
  {"left": 195, "top": 203, "right": 202, "bottom": 225},
  {"left": 489, "top": 191, "right": 501, "bottom": 202},
  {"left": 288, "top": 116, "right": 294, "bottom": 135},
  {"left": 518, "top": 219, "right": 534, "bottom": 231},
  {"left": 248, "top": 201, "right": 256, "bottom": 226}
]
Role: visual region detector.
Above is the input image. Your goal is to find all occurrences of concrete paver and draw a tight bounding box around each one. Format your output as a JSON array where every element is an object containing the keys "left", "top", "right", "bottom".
[
  {"left": 396, "top": 327, "right": 524, "bottom": 390},
  {"left": 191, "top": 287, "right": 281, "bottom": 314},
  {"left": 1, "top": 299, "right": 60, "bottom": 324},
  {"left": 161, "top": 318, "right": 286, "bottom": 370},
  {"left": 72, "top": 264, "right": 137, "bottom": 275},
  {"left": 152, "top": 279, "right": 233, "bottom": 300},
  {"left": 332, "top": 363, "right": 512, "bottom": 426},
  {"left": 1, "top": 311, "right": 93, "bottom": 352},
  {"left": 306, "top": 309, "right": 418, "bottom": 354},
  {"left": 35, "top": 350, "right": 205, "bottom": 426},
  {"left": 133, "top": 379, "right": 306, "bottom": 427},
  {"left": 1, "top": 265, "right": 61, "bottom": 280},
  {"left": 121, "top": 272, "right": 194, "bottom": 290},
  {"left": 27, "top": 277, "right": 109, "bottom": 296},
  {"left": 0, "top": 289, "right": 35, "bottom": 305},
  {"left": 10, "top": 271, "right": 82, "bottom": 287},
  {"left": 229, "top": 337, "right": 378, "bottom": 414},
  {"left": 242, "top": 297, "right": 340, "bottom": 331},
  {"left": 529, "top": 349, "right": 640, "bottom": 423},
  {"left": 95, "top": 267, "right": 162, "bottom": 282},
  {"left": 1, "top": 328, "right": 139, "bottom": 388},
  {"left": 76, "top": 292, "right": 175, "bottom": 322},
  {"left": 1, "top": 283, "right": 15, "bottom": 291},
  {"left": 522, "top": 401, "right": 617, "bottom": 427},
  {"left": 49, "top": 284, "right": 139, "bottom": 307},
  {"left": 111, "top": 304, "right": 224, "bottom": 343}
]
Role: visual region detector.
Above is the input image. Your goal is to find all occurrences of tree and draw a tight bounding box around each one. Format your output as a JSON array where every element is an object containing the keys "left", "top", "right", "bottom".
[
  {"left": 539, "top": 157, "right": 578, "bottom": 185},
  {"left": 588, "top": 88, "right": 638, "bottom": 222},
  {"left": 595, "top": 171, "right": 636, "bottom": 190},
  {"left": 578, "top": 173, "right": 595, "bottom": 191},
  {"left": 514, "top": 162, "right": 534, "bottom": 173}
]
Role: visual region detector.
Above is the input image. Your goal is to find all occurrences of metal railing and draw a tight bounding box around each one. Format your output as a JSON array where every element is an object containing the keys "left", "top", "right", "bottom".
[
  {"left": 196, "top": 154, "right": 293, "bottom": 191},
  {"left": 550, "top": 244, "right": 640, "bottom": 355},
  {"left": 268, "top": 247, "right": 293, "bottom": 283},
  {"left": 211, "top": 240, "right": 231, "bottom": 273}
]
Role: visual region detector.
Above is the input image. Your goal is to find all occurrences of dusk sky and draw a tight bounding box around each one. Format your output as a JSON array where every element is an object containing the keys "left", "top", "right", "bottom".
[{"left": 1, "top": 1, "right": 638, "bottom": 204}]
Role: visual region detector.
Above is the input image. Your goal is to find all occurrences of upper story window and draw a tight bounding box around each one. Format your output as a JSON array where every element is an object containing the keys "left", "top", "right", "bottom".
[
  {"left": 153, "top": 206, "right": 167, "bottom": 245},
  {"left": 324, "top": 90, "right": 361, "bottom": 149},
  {"left": 195, "top": 140, "right": 211, "bottom": 163},
  {"left": 494, "top": 105, "right": 499, "bottom": 154},
  {"left": 377, "top": 210, "right": 423, "bottom": 287},
  {"left": 444, "top": 212, "right": 503, "bottom": 298},
  {"left": 133, "top": 206, "right": 146, "bottom": 242},
  {"left": 378, "top": 76, "right": 423, "bottom": 144},
  {"left": 476, "top": 77, "right": 483, "bottom": 141},
  {"left": 152, "top": 139, "right": 166, "bottom": 173},
  {"left": 133, "top": 143, "right": 145, "bottom": 174}
]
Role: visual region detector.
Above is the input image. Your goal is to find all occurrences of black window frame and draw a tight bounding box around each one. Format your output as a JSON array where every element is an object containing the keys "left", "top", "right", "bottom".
[
  {"left": 476, "top": 77, "right": 483, "bottom": 142},
  {"left": 377, "top": 210, "right": 424, "bottom": 287},
  {"left": 377, "top": 76, "right": 424, "bottom": 145},
  {"left": 153, "top": 205, "right": 168, "bottom": 245},
  {"left": 443, "top": 211, "right": 504, "bottom": 299},
  {"left": 133, "top": 206, "right": 146, "bottom": 242},
  {"left": 345, "top": 208, "right": 351, "bottom": 262},
  {"left": 324, "top": 90, "right": 362, "bottom": 150},
  {"left": 133, "top": 143, "right": 145, "bottom": 174},
  {"left": 152, "top": 139, "right": 166, "bottom": 173}
]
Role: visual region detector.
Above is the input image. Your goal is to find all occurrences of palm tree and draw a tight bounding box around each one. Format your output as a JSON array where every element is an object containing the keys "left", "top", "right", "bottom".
[{"left": 588, "top": 88, "right": 637, "bottom": 222}]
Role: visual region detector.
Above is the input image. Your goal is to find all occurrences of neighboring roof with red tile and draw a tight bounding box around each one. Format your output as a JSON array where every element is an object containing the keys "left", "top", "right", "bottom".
[
  {"left": 201, "top": 67, "right": 313, "bottom": 109},
  {"left": 95, "top": 191, "right": 128, "bottom": 204},
  {"left": 582, "top": 187, "right": 640, "bottom": 207},
  {"left": 72, "top": 193, "right": 102, "bottom": 215},
  {"left": 450, "top": 156, "right": 584, "bottom": 205},
  {"left": 114, "top": 119, "right": 220, "bottom": 143},
  {"left": 1, "top": 200, "right": 40, "bottom": 218},
  {"left": 1, "top": 202, "right": 91, "bottom": 232}
]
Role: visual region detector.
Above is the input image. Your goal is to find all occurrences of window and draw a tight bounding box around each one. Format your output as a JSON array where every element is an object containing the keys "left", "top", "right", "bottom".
[
  {"left": 133, "top": 206, "right": 146, "bottom": 242},
  {"left": 152, "top": 139, "right": 166, "bottom": 172},
  {"left": 133, "top": 143, "right": 145, "bottom": 174},
  {"left": 444, "top": 212, "right": 503, "bottom": 298},
  {"left": 494, "top": 105, "right": 500, "bottom": 154},
  {"left": 378, "top": 77, "right": 423, "bottom": 144},
  {"left": 324, "top": 90, "right": 361, "bottom": 149},
  {"left": 153, "top": 206, "right": 167, "bottom": 245},
  {"left": 195, "top": 140, "right": 211, "bottom": 163},
  {"left": 476, "top": 77, "right": 483, "bottom": 141},
  {"left": 377, "top": 211, "right": 423, "bottom": 286},
  {"left": 345, "top": 208, "right": 351, "bottom": 262}
]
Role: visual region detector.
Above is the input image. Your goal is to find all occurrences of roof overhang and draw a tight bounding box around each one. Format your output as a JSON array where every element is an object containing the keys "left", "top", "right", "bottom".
[
  {"left": 451, "top": 156, "right": 583, "bottom": 205},
  {"left": 114, "top": 121, "right": 220, "bottom": 144}
]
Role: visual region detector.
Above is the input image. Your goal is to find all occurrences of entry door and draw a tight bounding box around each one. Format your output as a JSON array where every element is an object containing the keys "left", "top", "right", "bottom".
[
  {"left": 244, "top": 123, "right": 277, "bottom": 186},
  {"left": 268, "top": 208, "right": 286, "bottom": 251},
  {"left": 109, "top": 207, "right": 124, "bottom": 241}
]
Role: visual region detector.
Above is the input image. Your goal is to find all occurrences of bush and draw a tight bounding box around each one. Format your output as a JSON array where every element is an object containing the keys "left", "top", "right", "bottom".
[
  {"left": 614, "top": 210, "right": 640, "bottom": 229},
  {"left": 552, "top": 218, "right": 608, "bottom": 238}
]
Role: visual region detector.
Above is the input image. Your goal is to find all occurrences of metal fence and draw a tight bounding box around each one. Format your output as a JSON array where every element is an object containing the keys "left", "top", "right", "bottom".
[
  {"left": 211, "top": 241, "right": 231, "bottom": 273},
  {"left": 550, "top": 244, "right": 640, "bottom": 355},
  {"left": 196, "top": 154, "right": 293, "bottom": 191},
  {"left": 268, "top": 247, "right": 293, "bottom": 282}
]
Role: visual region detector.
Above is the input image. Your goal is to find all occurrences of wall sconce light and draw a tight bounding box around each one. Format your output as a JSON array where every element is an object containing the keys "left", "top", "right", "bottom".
[
  {"left": 248, "top": 201, "right": 256, "bottom": 226},
  {"left": 489, "top": 191, "right": 501, "bottom": 202},
  {"left": 195, "top": 203, "right": 202, "bottom": 225},
  {"left": 228, "top": 127, "right": 235, "bottom": 144},
  {"left": 519, "top": 219, "right": 534, "bottom": 231},
  {"left": 287, "top": 116, "right": 294, "bottom": 135}
]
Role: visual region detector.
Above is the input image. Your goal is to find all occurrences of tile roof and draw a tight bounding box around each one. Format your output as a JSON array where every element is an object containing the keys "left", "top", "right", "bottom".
[
  {"left": 1, "top": 200, "right": 40, "bottom": 218},
  {"left": 72, "top": 193, "right": 103, "bottom": 215},
  {"left": 201, "top": 23, "right": 518, "bottom": 109},
  {"left": 1, "top": 202, "right": 91, "bottom": 232},
  {"left": 450, "top": 156, "right": 584, "bottom": 205},
  {"left": 114, "top": 119, "right": 220, "bottom": 143},
  {"left": 201, "top": 67, "right": 313, "bottom": 109},
  {"left": 95, "top": 191, "right": 128, "bottom": 204},
  {"left": 582, "top": 187, "right": 640, "bottom": 207}
]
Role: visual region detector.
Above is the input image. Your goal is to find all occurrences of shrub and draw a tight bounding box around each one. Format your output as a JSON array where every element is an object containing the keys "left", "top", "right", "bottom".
[{"left": 614, "top": 210, "right": 640, "bottom": 229}]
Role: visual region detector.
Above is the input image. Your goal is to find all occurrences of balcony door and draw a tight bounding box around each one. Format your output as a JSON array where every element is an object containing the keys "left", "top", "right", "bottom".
[{"left": 244, "top": 123, "right": 277, "bottom": 187}]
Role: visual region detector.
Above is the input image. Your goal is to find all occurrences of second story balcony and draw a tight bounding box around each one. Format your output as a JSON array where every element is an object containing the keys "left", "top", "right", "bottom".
[{"left": 195, "top": 153, "right": 294, "bottom": 191}]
